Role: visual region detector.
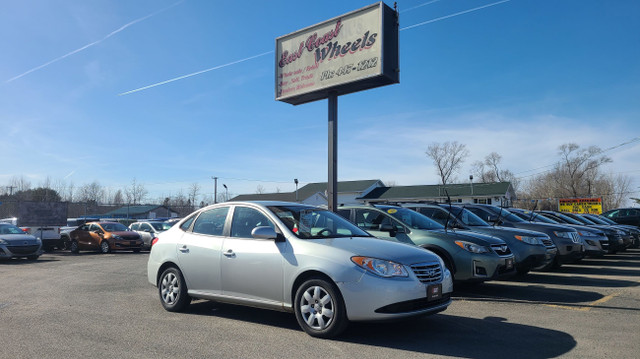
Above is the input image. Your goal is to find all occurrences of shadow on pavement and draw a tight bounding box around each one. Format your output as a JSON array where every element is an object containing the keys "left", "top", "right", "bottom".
[
  {"left": 508, "top": 272, "right": 639, "bottom": 288},
  {"left": 454, "top": 281, "right": 604, "bottom": 304},
  {"left": 184, "top": 301, "right": 576, "bottom": 359}
]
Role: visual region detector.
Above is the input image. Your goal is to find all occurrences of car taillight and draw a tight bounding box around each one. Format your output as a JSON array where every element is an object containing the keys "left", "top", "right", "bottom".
[
  {"left": 151, "top": 237, "right": 159, "bottom": 246},
  {"left": 22, "top": 227, "right": 30, "bottom": 233}
]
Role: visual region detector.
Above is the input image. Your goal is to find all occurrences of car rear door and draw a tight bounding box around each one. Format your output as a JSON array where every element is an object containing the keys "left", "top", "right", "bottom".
[
  {"left": 176, "top": 207, "right": 229, "bottom": 295},
  {"left": 220, "top": 205, "right": 286, "bottom": 305}
]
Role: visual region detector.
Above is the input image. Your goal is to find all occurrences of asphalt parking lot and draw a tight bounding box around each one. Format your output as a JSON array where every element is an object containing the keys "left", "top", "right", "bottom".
[{"left": 1, "top": 250, "right": 639, "bottom": 359}]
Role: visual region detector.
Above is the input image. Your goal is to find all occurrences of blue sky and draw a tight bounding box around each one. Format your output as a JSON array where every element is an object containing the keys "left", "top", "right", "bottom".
[{"left": 2, "top": 0, "right": 639, "bottom": 203}]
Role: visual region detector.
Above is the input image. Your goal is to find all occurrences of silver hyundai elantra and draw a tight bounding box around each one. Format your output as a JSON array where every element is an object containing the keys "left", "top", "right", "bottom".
[{"left": 148, "top": 201, "right": 453, "bottom": 338}]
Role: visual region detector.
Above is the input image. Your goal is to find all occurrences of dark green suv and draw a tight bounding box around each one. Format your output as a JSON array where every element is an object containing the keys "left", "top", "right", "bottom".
[{"left": 337, "top": 205, "right": 515, "bottom": 282}]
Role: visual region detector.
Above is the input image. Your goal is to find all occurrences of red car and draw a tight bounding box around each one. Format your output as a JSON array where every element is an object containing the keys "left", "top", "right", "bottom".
[{"left": 69, "top": 222, "right": 143, "bottom": 254}]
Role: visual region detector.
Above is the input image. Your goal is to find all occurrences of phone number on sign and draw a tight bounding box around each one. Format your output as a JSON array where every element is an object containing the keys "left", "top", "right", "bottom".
[{"left": 319, "top": 57, "right": 378, "bottom": 81}]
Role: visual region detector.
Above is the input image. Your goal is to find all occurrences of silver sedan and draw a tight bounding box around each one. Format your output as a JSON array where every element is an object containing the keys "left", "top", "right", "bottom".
[
  {"left": 148, "top": 201, "right": 453, "bottom": 338},
  {"left": 0, "top": 223, "right": 42, "bottom": 260}
]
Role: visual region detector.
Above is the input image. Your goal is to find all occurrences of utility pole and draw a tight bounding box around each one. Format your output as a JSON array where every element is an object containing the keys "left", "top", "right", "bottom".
[
  {"left": 7, "top": 186, "right": 16, "bottom": 196},
  {"left": 211, "top": 176, "right": 218, "bottom": 204}
]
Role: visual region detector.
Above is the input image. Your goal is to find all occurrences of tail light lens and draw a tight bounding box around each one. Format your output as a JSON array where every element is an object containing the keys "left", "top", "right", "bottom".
[{"left": 151, "top": 237, "right": 159, "bottom": 247}]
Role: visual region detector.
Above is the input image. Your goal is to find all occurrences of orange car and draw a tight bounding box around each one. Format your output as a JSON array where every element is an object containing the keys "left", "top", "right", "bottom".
[{"left": 69, "top": 222, "right": 143, "bottom": 254}]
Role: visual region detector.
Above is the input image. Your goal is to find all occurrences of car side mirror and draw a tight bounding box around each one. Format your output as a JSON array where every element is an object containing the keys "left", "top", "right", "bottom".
[
  {"left": 252, "top": 226, "right": 280, "bottom": 241},
  {"left": 379, "top": 223, "right": 404, "bottom": 237}
]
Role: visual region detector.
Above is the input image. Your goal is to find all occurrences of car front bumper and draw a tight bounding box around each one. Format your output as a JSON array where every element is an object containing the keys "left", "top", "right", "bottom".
[
  {"left": 338, "top": 267, "right": 453, "bottom": 321},
  {"left": 0, "top": 244, "right": 43, "bottom": 258}
]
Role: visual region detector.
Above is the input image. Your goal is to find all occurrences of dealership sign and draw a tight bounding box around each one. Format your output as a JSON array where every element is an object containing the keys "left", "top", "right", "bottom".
[
  {"left": 558, "top": 198, "right": 603, "bottom": 214},
  {"left": 275, "top": 2, "right": 399, "bottom": 105}
]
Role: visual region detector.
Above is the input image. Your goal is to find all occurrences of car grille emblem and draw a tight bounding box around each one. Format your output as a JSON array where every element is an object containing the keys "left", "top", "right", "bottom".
[
  {"left": 425, "top": 269, "right": 436, "bottom": 277},
  {"left": 501, "top": 245, "right": 508, "bottom": 252}
]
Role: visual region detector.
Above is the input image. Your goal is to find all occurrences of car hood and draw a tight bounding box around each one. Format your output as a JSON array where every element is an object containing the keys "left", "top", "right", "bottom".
[
  {"left": 422, "top": 229, "right": 506, "bottom": 246},
  {"left": 110, "top": 231, "right": 140, "bottom": 238},
  {"left": 506, "top": 222, "right": 576, "bottom": 233},
  {"left": 470, "top": 225, "right": 549, "bottom": 238},
  {"left": 0, "top": 234, "right": 39, "bottom": 245},
  {"left": 306, "top": 236, "right": 441, "bottom": 265}
]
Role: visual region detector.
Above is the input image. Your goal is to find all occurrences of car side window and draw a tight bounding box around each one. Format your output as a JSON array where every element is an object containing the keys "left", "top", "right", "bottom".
[
  {"left": 180, "top": 215, "right": 197, "bottom": 232},
  {"left": 336, "top": 209, "right": 351, "bottom": 221},
  {"left": 130, "top": 223, "right": 140, "bottom": 231},
  {"left": 354, "top": 209, "right": 390, "bottom": 230},
  {"left": 231, "top": 207, "right": 275, "bottom": 238},
  {"left": 140, "top": 223, "right": 152, "bottom": 231},
  {"left": 89, "top": 224, "right": 101, "bottom": 232},
  {"left": 192, "top": 207, "right": 229, "bottom": 236},
  {"left": 79, "top": 224, "right": 90, "bottom": 231}
]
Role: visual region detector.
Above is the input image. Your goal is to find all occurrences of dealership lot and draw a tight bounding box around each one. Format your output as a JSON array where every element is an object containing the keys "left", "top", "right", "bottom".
[{"left": 1, "top": 250, "right": 639, "bottom": 359}]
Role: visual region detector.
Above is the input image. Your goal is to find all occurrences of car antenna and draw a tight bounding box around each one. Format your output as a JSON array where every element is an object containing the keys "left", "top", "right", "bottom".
[
  {"left": 494, "top": 206, "right": 504, "bottom": 228},
  {"left": 444, "top": 189, "right": 452, "bottom": 232},
  {"left": 529, "top": 200, "right": 539, "bottom": 222}
]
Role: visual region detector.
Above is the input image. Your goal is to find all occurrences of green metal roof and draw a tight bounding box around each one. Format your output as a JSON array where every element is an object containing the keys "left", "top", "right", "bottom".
[
  {"left": 230, "top": 179, "right": 382, "bottom": 202},
  {"left": 359, "top": 182, "right": 514, "bottom": 202}
]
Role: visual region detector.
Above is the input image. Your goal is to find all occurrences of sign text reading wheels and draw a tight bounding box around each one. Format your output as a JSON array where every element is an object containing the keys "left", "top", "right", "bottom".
[
  {"left": 558, "top": 198, "right": 603, "bottom": 214},
  {"left": 275, "top": 2, "right": 399, "bottom": 105}
]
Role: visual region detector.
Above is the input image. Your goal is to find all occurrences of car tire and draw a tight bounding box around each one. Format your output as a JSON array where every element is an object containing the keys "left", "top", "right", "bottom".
[
  {"left": 133, "top": 248, "right": 141, "bottom": 253},
  {"left": 100, "top": 240, "right": 111, "bottom": 254},
  {"left": 26, "top": 255, "right": 39, "bottom": 260},
  {"left": 293, "top": 278, "right": 348, "bottom": 338},
  {"left": 158, "top": 267, "right": 190, "bottom": 312},
  {"left": 70, "top": 240, "right": 79, "bottom": 254}
]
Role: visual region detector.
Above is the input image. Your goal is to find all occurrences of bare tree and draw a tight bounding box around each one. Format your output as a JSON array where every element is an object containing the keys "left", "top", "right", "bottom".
[
  {"left": 125, "top": 178, "right": 148, "bottom": 205},
  {"left": 472, "top": 152, "right": 519, "bottom": 190},
  {"left": 9, "top": 175, "right": 31, "bottom": 193},
  {"left": 188, "top": 183, "right": 201, "bottom": 208},
  {"left": 78, "top": 181, "right": 104, "bottom": 204},
  {"left": 256, "top": 185, "right": 266, "bottom": 194},
  {"left": 426, "top": 141, "right": 470, "bottom": 185},
  {"left": 113, "top": 190, "right": 124, "bottom": 205}
]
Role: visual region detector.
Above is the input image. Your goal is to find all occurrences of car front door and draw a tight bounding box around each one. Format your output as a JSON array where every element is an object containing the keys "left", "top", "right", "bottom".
[
  {"left": 353, "top": 208, "right": 412, "bottom": 244},
  {"left": 220, "top": 206, "right": 286, "bottom": 305},
  {"left": 176, "top": 207, "right": 229, "bottom": 295},
  {"left": 73, "top": 224, "right": 92, "bottom": 249}
]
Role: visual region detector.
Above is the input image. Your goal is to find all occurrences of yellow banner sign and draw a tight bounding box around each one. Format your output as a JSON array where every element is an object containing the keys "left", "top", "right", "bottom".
[{"left": 558, "top": 198, "right": 602, "bottom": 214}]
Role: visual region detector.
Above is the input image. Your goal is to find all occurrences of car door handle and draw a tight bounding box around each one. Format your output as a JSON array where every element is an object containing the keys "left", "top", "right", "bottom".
[
  {"left": 223, "top": 249, "right": 235, "bottom": 257},
  {"left": 179, "top": 245, "right": 189, "bottom": 253}
]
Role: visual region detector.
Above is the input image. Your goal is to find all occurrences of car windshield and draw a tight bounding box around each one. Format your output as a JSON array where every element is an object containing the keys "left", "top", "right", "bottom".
[
  {"left": 592, "top": 215, "right": 616, "bottom": 225},
  {"left": 514, "top": 211, "right": 558, "bottom": 223},
  {"left": 550, "top": 212, "right": 582, "bottom": 224},
  {"left": 0, "top": 224, "right": 25, "bottom": 235},
  {"left": 101, "top": 223, "right": 129, "bottom": 232},
  {"left": 483, "top": 207, "right": 526, "bottom": 223},
  {"left": 382, "top": 207, "right": 444, "bottom": 230},
  {"left": 151, "top": 222, "right": 173, "bottom": 231},
  {"left": 447, "top": 207, "right": 490, "bottom": 226},
  {"left": 268, "top": 205, "right": 371, "bottom": 239}
]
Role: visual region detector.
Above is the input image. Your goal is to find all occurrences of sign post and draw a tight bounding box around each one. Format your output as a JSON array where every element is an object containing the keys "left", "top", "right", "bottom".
[{"left": 276, "top": 2, "right": 399, "bottom": 211}]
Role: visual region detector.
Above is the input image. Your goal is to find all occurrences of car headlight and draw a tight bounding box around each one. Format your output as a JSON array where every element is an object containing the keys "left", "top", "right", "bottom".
[
  {"left": 111, "top": 235, "right": 123, "bottom": 240},
  {"left": 0, "top": 239, "right": 7, "bottom": 245},
  {"left": 553, "top": 231, "right": 572, "bottom": 239},
  {"left": 578, "top": 231, "right": 598, "bottom": 237},
  {"left": 351, "top": 256, "right": 409, "bottom": 277},
  {"left": 585, "top": 240, "right": 597, "bottom": 246},
  {"left": 616, "top": 230, "right": 626, "bottom": 236},
  {"left": 515, "top": 235, "right": 542, "bottom": 245},
  {"left": 454, "top": 241, "right": 491, "bottom": 254}
]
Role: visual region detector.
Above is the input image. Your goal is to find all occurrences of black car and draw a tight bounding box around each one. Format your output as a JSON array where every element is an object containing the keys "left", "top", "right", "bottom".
[{"left": 602, "top": 208, "right": 640, "bottom": 227}]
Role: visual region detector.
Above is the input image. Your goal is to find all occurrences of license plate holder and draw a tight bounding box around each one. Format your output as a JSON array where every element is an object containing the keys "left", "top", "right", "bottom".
[
  {"left": 427, "top": 284, "right": 442, "bottom": 301},
  {"left": 505, "top": 258, "right": 514, "bottom": 269}
]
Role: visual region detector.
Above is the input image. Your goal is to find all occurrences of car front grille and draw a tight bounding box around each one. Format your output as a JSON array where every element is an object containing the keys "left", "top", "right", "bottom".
[
  {"left": 569, "top": 232, "right": 581, "bottom": 243},
  {"left": 541, "top": 238, "right": 554, "bottom": 247},
  {"left": 7, "top": 245, "right": 40, "bottom": 255},
  {"left": 410, "top": 262, "right": 442, "bottom": 284},
  {"left": 491, "top": 244, "right": 512, "bottom": 256}
]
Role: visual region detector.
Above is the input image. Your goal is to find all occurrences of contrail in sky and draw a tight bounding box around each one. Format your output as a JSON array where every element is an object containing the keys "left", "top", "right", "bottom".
[
  {"left": 118, "top": 0, "right": 510, "bottom": 95},
  {"left": 400, "top": 0, "right": 511, "bottom": 31},
  {"left": 5, "top": 0, "right": 185, "bottom": 83},
  {"left": 118, "top": 51, "right": 274, "bottom": 96}
]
